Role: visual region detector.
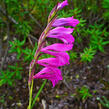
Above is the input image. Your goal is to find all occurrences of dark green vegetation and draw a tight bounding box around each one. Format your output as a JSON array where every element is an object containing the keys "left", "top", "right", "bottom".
[{"left": 0, "top": 0, "right": 109, "bottom": 108}]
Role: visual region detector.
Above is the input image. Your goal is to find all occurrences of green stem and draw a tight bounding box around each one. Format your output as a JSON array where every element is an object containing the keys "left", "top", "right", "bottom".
[
  {"left": 28, "top": 9, "right": 57, "bottom": 109},
  {"left": 28, "top": 79, "right": 34, "bottom": 109},
  {"left": 31, "top": 79, "right": 47, "bottom": 109}
]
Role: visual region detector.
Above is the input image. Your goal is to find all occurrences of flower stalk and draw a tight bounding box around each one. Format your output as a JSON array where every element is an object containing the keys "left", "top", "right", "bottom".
[
  {"left": 28, "top": 0, "right": 79, "bottom": 108},
  {"left": 28, "top": 4, "right": 58, "bottom": 109}
]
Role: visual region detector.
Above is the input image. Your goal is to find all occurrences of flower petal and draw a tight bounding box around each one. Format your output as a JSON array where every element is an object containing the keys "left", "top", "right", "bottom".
[
  {"left": 33, "top": 67, "right": 62, "bottom": 87},
  {"left": 37, "top": 56, "right": 69, "bottom": 67},
  {"left": 41, "top": 50, "right": 70, "bottom": 64},
  {"left": 47, "top": 33, "right": 74, "bottom": 43},
  {"left": 49, "top": 27, "right": 74, "bottom": 35},
  {"left": 52, "top": 16, "right": 79, "bottom": 27},
  {"left": 57, "top": 0, "right": 68, "bottom": 10},
  {"left": 41, "top": 43, "right": 73, "bottom": 52}
]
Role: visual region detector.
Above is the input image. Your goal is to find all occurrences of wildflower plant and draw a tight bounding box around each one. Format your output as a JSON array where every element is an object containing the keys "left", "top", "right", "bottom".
[{"left": 28, "top": 0, "right": 79, "bottom": 108}]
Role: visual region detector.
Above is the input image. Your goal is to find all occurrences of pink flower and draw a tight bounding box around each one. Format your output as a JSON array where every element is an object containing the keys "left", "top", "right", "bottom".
[
  {"left": 48, "top": 0, "right": 68, "bottom": 23},
  {"left": 32, "top": 0, "right": 79, "bottom": 87},
  {"left": 33, "top": 67, "right": 62, "bottom": 87},
  {"left": 48, "top": 33, "right": 74, "bottom": 44},
  {"left": 52, "top": 16, "right": 80, "bottom": 27},
  {"left": 33, "top": 42, "right": 73, "bottom": 86},
  {"left": 49, "top": 27, "right": 74, "bottom": 34},
  {"left": 37, "top": 57, "right": 68, "bottom": 67},
  {"left": 41, "top": 50, "right": 70, "bottom": 64},
  {"left": 41, "top": 50, "right": 70, "bottom": 65},
  {"left": 41, "top": 43, "right": 73, "bottom": 52},
  {"left": 57, "top": 0, "right": 68, "bottom": 10}
]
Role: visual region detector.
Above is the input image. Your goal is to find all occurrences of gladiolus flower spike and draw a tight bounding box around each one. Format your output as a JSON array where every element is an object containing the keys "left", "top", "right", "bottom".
[{"left": 29, "top": 0, "right": 79, "bottom": 87}]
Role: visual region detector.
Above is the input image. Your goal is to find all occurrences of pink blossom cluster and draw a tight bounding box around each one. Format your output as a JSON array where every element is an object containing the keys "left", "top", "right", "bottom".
[{"left": 30, "top": 0, "right": 79, "bottom": 87}]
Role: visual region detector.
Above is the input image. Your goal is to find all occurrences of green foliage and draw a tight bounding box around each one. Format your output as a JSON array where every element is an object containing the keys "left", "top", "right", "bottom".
[
  {"left": 102, "top": 0, "right": 109, "bottom": 20},
  {"left": 97, "top": 96, "right": 109, "bottom": 108},
  {"left": 58, "top": 8, "right": 82, "bottom": 18},
  {"left": 4, "top": 0, "right": 31, "bottom": 37},
  {"left": 0, "top": 18, "right": 3, "bottom": 24},
  {"left": 0, "top": 95, "right": 5, "bottom": 103},
  {"left": 30, "top": 0, "right": 58, "bottom": 23},
  {"left": 22, "top": 43, "right": 37, "bottom": 62},
  {"left": 69, "top": 51, "right": 78, "bottom": 62},
  {"left": 76, "top": 86, "right": 92, "bottom": 101},
  {"left": 0, "top": 64, "right": 22, "bottom": 86},
  {"left": 87, "top": 24, "right": 109, "bottom": 52},
  {"left": 1, "top": 39, "right": 38, "bottom": 87},
  {"left": 86, "top": 0, "right": 98, "bottom": 13},
  {"left": 102, "top": 0, "right": 109, "bottom": 9},
  {"left": 0, "top": 70, "right": 14, "bottom": 86},
  {"left": 15, "top": 21, "right": 32, "bottom": 37},
  {"left": 9, "top": 39, "right": 25, "bottom": 59},
  {"left": 8, "top": 63, "right": 23, "bottom": 79},
  {"left": 9, "top": 39, "right": 38, "bottom": 62},
  {"left": 80, "top": 46, "right": 96, "bottom": 62},
  {"left": 0, "top": 0, "right": 34, "bottom": 37}
]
